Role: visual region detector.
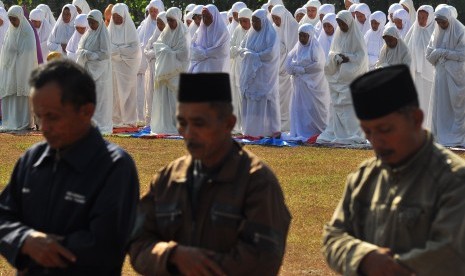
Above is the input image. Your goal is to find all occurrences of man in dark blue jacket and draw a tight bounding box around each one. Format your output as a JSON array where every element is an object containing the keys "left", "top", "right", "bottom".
[{"left": 0, "top": 60, "right": 140, "bottom": 275}]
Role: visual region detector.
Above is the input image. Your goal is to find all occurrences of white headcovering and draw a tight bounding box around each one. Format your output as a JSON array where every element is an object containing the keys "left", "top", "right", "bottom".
[
  {"left": 228, "top": 2, "right": 247, "bottom": 34},
  {"left": 348, "top": 4, "right": 358, "bottom": 14},
  {"left": 404, "top": 5, "right": 434, "bottom": 80},
  {"left": 192, "top": 4, "right": 204, "bottom": 15},
  {"left": 37, "top": 4, "right": 57, "bottom": 27},
  {"left": 192, "top": 5, "right": 229, "bottom": 51},
  {"left": 399, "top": 0, "right": 416, "bottom": 25},
  {"left": 72, "top": 0, "right": 91, "bottom": 14},
  {"left": 149, "top": 0, "right": 165, "bottom": 13},
  {"left": 268, "top": 0, "right": 284, "bottom": 6},
  {"left": 185, "top": 3, "right": 196, "bottom": 14},
  {"left": 0, "top": 7, "right": 9, "bottom": 48},
  {"left": 154, "top": 7, "right": 189, "bottom": 91},
  {"left": 0, "top": 5, "right": 37, "bottom": 98},
  {"left": 393, "top": 8, "right": 411, "bottom": 39},
  {"left": 354, "top": 3, "right": 371, "bottom": 35},
  {"left": 30, "top": 8, "right": 53, "bottom": 48},
  {"left": 240, "top": 9, "right": 279, "bottom": 100},
  {"left": 294, "top": 7, "right": 306, "bottom": 19},
  {"left": 109, "top": 3, "right": 139, "bottom": 48},
  {"left": 184, "top": 11, "right": 193, "bottom": 27},
  {"left": 239, "top": 8, "right": 253, "bottom": 20},
  {"left": 29, "top": 8, "right": 45, "bottom": 21},
  {"left": 300, "top": 0, "right": 321, "bottom": 26},
  {"left": 346, "top": 0, "right": 360, "bottom": 4},
  {"left": 0, "top": 1, "right": 3, "bottom": 9},
  {"left": 75, "top": 13, "right": 88, "bottom": 27},
  {"left": 430, "top": 7, "right": 465, "bottom": 51},
  {"left": 271, "top": 5, "right": 299, "bottom": 52},
  {"left": 377, "top": 26, "right": 411, "bottom": 68},
  {"left": 49, "top": 4, "right": 78, "bottom": 46},
  {"left": 387, "top": 3, "right": 403, "bottom": 23},
  {"left": 220, "top": 11, "right": 229, "bottom": 26},
  {"left": 77, "top": 9, "right": 110, "bottom": 65},
  {"left": 326, "top": 10, "right": 368, "bottom": 80},
  {"left": 319, "top": 4, "right": 335, "bottom": 15},
  {"left": 291, "top": 23, "right": 323, "bottom": 64},
  {"left": 318, "top": 13, "right": 337, "bottom": 57},
  {"left": 364, "top": 11, "right": 386, "bottom": 68}
]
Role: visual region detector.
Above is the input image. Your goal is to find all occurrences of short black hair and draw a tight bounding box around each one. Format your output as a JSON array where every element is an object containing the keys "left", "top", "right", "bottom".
[
  {"left": 29, "top": 59, "right": 96, "bottom": 109},
  {"left": 208, "top": 102, "right": 233, "bottom": 120}
]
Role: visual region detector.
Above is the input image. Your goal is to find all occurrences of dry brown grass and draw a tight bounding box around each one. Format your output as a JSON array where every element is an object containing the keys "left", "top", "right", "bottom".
[{"left": 0, "top": 133, "right": 376, "bottom": 275}]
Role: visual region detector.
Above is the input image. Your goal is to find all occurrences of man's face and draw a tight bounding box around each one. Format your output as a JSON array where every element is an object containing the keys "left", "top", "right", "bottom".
[
  {"left": 31, "top": 82, "right": 94, "bottom": 150},
  {"left": 176, "top": 103, "right": 235, "bottom": 165},
  {"left": 239, "top": 17, "right": 250, "bottom": 30},
  {"left": 355, "top": 11, "right": 366, "bottom": 24},
  {"left": 252, "top": 16, "right": 261, "bottom": 31},
  {"left": 271, "top": 15, "right": 281, "bottom": 27},
  {"left": 417, "top": 10, "right": 428, "bottom": 27},
  {"left": 323, "top": 22, "right": 334, "bottom": 35},
  {"left": 307, "top": 7, "right": 317, "bottom": 19},
  {"left": 31, "top": 19, "right": 41, "bottom": 29},
  {"left": 371, "top": 20, "right": 380, "bottom": 31},
  {"left": 62, "top": 8, "right": 72, "bottom": 24},
  {"left": 192, "top": 14, "right": 202, "bottom": 26},
  {"left": 202, "top": 8, "right": 213, "bottom": 26},
  {"left": 436, "top": 18, "right": 449, "bottom": 30},
  {"left": 149, "top": 7, "right": 159, "bottom": 20},
  {"left": 112, "top": 13, "right": 123, "bottom": 25},
  {"left": 383, "top": 35, "right": 398, "bottom": 48},
  {"left": 360, "top": 109, "right": 423, "bottom": 166}
]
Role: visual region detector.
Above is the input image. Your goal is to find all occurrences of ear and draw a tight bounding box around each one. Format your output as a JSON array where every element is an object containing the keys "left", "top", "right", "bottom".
[
  {"left": 412, "top": 108, "right": 424, "bottom": 129},
  {"left": 225, "top": 114, "right": 237, "bottom": 132}
]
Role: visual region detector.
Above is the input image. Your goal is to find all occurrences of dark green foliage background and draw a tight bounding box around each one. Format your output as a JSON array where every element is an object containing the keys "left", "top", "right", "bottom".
[{"left": 2, "top": 0, "right": 463, "bottom": 26}]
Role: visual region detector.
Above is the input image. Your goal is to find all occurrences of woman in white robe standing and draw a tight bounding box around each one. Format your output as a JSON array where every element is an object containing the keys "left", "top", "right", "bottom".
[
  {"left": 399, "top": 0, "right": 416, "bottom": 25},
  {"left": 316, "top": 10, "right": 368, "bottom": 144},
  {"left": 405, "top": 5, "right": 435, "bottom": 129},
  {"left": 286, "top": 23, "right": 329, "bottom": 139},
  {"left": 227, "top": 2, "right": 247, "bottom": 35},
  {"left": 66, "top": 14, "right": 88, "bottom": 61},
  {"left": 376, "top": 26, "right": 411, "bottom": 68},
  {"left": 385, "top": 3, "right": 403, "bottom": 29},
  {"left": 315, "top": 4, "right": 334, "bottom": 38},
  {"left": 318, "top": 13, "right": 336, "bottom": 59},
  {"left": 240, "top": 9, "right": 281, "bottom": 137},
  {"left": 392, "top": 9, "right": 411, "bottom": 39},
  {"left": 109, "top": 3, "right": 142, "bottom": 128},
  {"left": 364, "top": 11, "right": 386, "bottom": 70},
  {"left": 0, "top": 7, "right": 9, "bottom": 57},
  {"left": 354, "top": 3, "right": 371, "bottom": 35},
  {"left": 271, "top": 4, "right": 299, "bottom": 132},
  {"left": 29, "top": 8, "right": 53, "bottom": 60},
  {"left": 230, "top": 7, "right": 252, "bottom": 134},
  {"left": 77, "top": 10, "right": 113, "bottom": 134},
  {"left": 189, "top": 4, "right": 230, "bottom": 73},
  {"left": 48, "top": 4, "right": 78, "bottom": 55},
  {"left": 144, "top": 11, "right": 166, "bottom": 126},
  {"left": 294, "top": 8, "right": 306, "bottom": 23},
  {"left": 426, "top": 7, "right": 465, "bottom": 147},
  {"left": 150, "top": 7, "right": 189, "bottom": 134},
  {"left": 188, "top": 5, "right": 203, "bottom": 38},
  {"left": 0, "top": 6, "right": 37, "bottom": 131}
]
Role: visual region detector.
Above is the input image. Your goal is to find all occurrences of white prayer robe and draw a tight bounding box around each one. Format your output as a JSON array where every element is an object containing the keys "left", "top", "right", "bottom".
[
  {"left": 77, "top": 10, "right": 113, "bottom": 134},
  {"left": 189, "top": 4, "right": 230, "bottom": 73},
  {"left": 376, "top": 26, "right": 411, "bottom": 69},
  {"left": 364, "top": 11, "right": 386, "bottom": 70},
  {"left": 314, "top": 4, "right": 335, "bottom": 38},
  {"left": 385, "top": 3, "right": 403, "bottom": 29},
  {"left": 150, "top": 8, "right": 189, "bottom": 134},
  {"left": 271, "top": 5, "right": 299, "bottom": 132},
  {"left": 37, "top": 4, "right": 56, "bottom": 28},
  {"left": 426, "top": 7, "right": 465, "bottom": 147},
  {"left": 405, "top": 5, "right": 435, "bottom": 129},
  {"left": 66, "top": 13, "right": 88, "bottom": 61},
  {"left": 300, "top": 0, "right": 321, "bottom": 26},
  {"left": 72, "top": 0, "right": 91, "bottom": 14},
  {"left": 30, "top": 9, "right": 53, "bottom": 61},
  {"left": 354, "top": 3, "right": 371, "bottom": 35},
  {"left": 393, "top": 9, "right": 411, "bottom": 39},
  {"left": 286, "top": 24, "right": 329, "bottom": 138},
  {"left": 109, "top": 4, "right": 142, "bottom": 127},
  {"left": 0, "top": 6, "right": 37, "bottom": 130},
  {"left": 318, "top": 13, "right": 336, "bottom": 59},
  {"left": 230, "top": 8, "right": 251, "bottom": 134},
  {"left": 48, "top": 4, "right": 78, "bottom": 55},
  {"left": 0, "top": 7, "right": 9, "bottom": 58},
  {"left": 240, "top": 9, "right": 281, "bottom": 137},
  {"left": 317, "top": 10, "right": 368, "bottom": 145}
]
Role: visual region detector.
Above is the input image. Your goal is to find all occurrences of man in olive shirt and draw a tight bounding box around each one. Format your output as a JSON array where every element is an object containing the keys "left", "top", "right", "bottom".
[{"left": 322, "top": 65, "right": 465, "bottom": 275}]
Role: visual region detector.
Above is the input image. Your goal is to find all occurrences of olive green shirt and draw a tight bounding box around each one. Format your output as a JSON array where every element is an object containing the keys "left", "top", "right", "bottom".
[{"left": 322, "top": 133, "right": 465, "bottom": 275}]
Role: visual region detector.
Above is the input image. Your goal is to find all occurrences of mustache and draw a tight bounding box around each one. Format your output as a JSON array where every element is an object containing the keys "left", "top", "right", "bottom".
[
  {"left": 186, "top": 141, "right": 202, "bottom": 149},
  {"left": 376, "top": 149, "right": 395, "bottom": 158}
]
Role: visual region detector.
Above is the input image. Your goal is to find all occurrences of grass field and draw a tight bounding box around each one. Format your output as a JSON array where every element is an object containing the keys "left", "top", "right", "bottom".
[{"left": 0, "top": 133, "right": 378, "bottom": 275}]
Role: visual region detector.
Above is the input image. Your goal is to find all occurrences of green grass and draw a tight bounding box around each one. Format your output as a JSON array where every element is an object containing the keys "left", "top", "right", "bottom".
[{"left": 0, "top": 133, "right": 377, "bottom": 275}]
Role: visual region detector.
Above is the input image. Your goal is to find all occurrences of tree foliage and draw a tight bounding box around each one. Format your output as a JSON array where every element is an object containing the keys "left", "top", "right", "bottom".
[{"left": 2, "top": 0, "right": 463, "bottom": 25}]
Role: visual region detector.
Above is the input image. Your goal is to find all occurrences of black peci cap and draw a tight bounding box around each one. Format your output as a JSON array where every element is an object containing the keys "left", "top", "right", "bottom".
[
  {"left": 350, "top": 65, "right": 418, "bottom": 120},
  {"left": 178, "top": 73, "right": 232, "bottom": 103}
]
